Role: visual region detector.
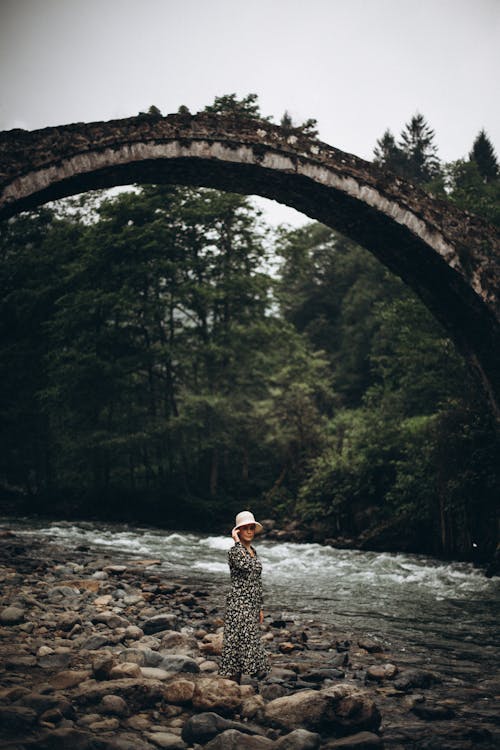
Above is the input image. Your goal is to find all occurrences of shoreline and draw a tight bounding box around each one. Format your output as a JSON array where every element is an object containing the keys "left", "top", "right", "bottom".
[{"left": 0, "top": 529, "right": 499, "bottom": 749}]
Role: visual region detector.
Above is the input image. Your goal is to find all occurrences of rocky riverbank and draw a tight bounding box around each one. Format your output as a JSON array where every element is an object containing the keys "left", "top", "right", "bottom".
[{"left": 0, "top": 531, "right": 498, "bottom": 750}]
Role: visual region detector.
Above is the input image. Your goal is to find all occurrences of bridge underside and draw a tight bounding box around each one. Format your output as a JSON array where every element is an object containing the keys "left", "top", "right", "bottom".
[{"left": 0, "top": 114, "right": 499, "bottom": 416}]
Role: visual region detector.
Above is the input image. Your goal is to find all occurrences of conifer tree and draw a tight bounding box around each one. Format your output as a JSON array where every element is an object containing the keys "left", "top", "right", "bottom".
[
  {"left": 469, "top": 129, "right": 499, "bottom": 183},
  {"left": 397, "top": 113, "right": 441, "bottom": 184}
]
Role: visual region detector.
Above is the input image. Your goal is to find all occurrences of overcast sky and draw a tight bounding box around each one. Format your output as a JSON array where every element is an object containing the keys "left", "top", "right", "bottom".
[{"left": 1, "top": 0, "right": 499, "bottom": 225}]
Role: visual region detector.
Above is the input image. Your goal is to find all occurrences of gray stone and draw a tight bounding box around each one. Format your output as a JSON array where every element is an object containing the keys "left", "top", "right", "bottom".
[
  {"left": 159, "top": 654, "right": 199, "bottom": 674},
  {"left": 144, "top": 732, "right": 187, "bottom": 749},
  {"left": 323, "top": 733, "right": 383, "bottom": 749},
  {"left": 103, "top": 735, "right": 156, "bottom": 750},
  {"left": 38, "top": 651, "right": 72, "bottom": 669},
  {"left": 82, "top": 634, "right": 110, "bottom": 650},
  {"left": 0, "top": 605, "right": 25, "bottom": 625},
  {"left": 275, "top": 728, "right": 321, "bottom": 750},
  {"left": 204, "top": 729, "right": 275, "bottom": 750},
  {"left": 98, "top": 694, "right": 129, "bottom": 716},
  {"left": 192, "top": 677, "right": 241, "bottom": 715},
  {"left": 393, "top": 669, "right": 440, "bottom": 691},
  {"left": 33, "top": 727, "right": 97, "bottom": 749},
  {"left": 92, "top": 610, "right": 130, "bottom": 629},
  {"left": 119, "top": 646, "right": 162, "bottom": 667},
  {"left": 143, "top": 613, "right": 179, "bottom": 634}
]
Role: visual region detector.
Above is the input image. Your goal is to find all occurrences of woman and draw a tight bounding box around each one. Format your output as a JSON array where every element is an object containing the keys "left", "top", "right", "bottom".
[{"left": 219, "top": 510, "right": 270, "bottom": 684}]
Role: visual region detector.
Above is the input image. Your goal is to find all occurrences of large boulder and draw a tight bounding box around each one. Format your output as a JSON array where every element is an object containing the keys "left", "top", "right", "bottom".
[
  {"left": 163, "top": 678, "right": 195, "bottom": 704},
  {"left": 142, "top": 614, "right": 178, "bottom": 634},
  {"left": 74, "top": 678, "right": 165, "bottom": 712},
  {"left": 264, "top": 684, "right": 380, "bottom": 733},
  {"left": 158, "top": 654, "right": 199, "bottom": 674},
  {"left": 192, "top": 677, "right": 242, "bottom": 716},
  {"left": 275, "top": 728, "right": 321, "bottom": 750}
]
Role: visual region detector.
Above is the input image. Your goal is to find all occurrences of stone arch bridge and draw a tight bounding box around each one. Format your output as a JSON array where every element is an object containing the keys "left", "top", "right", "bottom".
[{"left": 0, "top": 113, "right": 499, "bottom": 415}]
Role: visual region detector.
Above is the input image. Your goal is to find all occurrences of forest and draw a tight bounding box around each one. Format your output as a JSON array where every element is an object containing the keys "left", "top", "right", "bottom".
[{"left": 1, "top": 96, "right": 499, "bottom": 564}]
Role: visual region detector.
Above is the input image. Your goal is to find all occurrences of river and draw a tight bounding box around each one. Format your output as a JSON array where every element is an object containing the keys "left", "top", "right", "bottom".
[{"left": 8, "top": 518, "right": 500, "bottom": 681}]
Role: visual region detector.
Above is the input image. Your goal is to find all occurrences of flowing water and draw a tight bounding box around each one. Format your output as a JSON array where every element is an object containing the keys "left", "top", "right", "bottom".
[{"left": 8, "top": 519, "right": 500, "bottom": 678}]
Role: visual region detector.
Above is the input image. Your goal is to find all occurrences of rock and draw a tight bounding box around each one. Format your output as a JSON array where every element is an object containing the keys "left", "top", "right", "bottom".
[
  {"left": 82, "top": 634, "right": 110, "bottom": 650},
  {"left": 241, "top": 694, "right": 266, "bottom": 720},
  {"left": 141, "top": 667, "right": 172, "bottom": 680},
  {"left": 60, "top": 579, "right": 101, "bottom": 592},
  {"left": 104, "top": 565, "right": 128, "bottom": 574},
  {"left": 87, "top": 717, "right": 121, "bottom": 731},
  {"left": 200, "top": 659, "right": 219, "bottom": 672},
  {"left": 143, "top": 614, "right": 178, "bottom": 634},
  {"left": 5, "top": 654, "right": 37, "bottom": 668},
  {"left": 411, "top": 702, "right": 455, "bottom": 720},
  {"left": 323, "top": 732, "right": 383, "bottom": 749},
  {"left": 365, "top": 664, "right": 398, "bottom": 682},
  {"left": 92, "top": 653, "right": 116, "bottom": 680},
  {"left": 301, "top": 668, "right": 345, "bottom": 683},
  {"left": 163, "top": 678, "right": 195, "bottom": 704},
  {"left": 393, "top": 669, "right": 440, "bottom": 691},
  {"left": 269, "top": 667, "right": 297, "bottom": 682},
  {"left": 58, "top": 611, "right": 82, "bottom": 630},
  {"left": 94, "top": 594, "right": 113, "bottom": 606},
  {"left": 98, "top": 695, "right": 129, "bottom": 716},
  {"left": 160, "top": 630, "right": 199, "bottom": 655},
  {"left": 192, "top": 677, "right": 242, "bottom": 715},
  {"left": 144, "top": 732, "right": 187, "bottom": 749},
  {"left": 109, "top": 662, "right": 143, "bottom": 679},
  {"left": 275, "top": 728, "right": 321, "bottom": 750},
  {"left": 47, "top": 585, "right": 81, "bottom": 601},
  {"left": 17, "top": 692, "right": 74, "bottom": 718},
  {"left": 260, "top": 684, "right": 288, "bottom": 701},
  {"left": 125, "top": 624, "right": 144, "bottom": 639},
  {"left": 0, "top": 705, "right": 37, "bottom": 731},
  {"left": 74, "top": 678, "right": 166, "bottom": 711},
  {"left": 158, "top": 654, "right": 199, "bottom": 673},
  {"left": 200, "top": 632, "right": 224, "bottom": 655},
  {"left": 279, "top": 641, "right": 298, "bottom": 653},
  {"left": 38, "top": 651, "right": 72, "bottom": 669},
  {"left": 92, "top": 610, "right": 130, "bottom": 629},
  {"left": 204, "top": 729, "right": 275, "bottom": 749},
  {"left": 50, "top": 670, "right": 90, "bottom": 689},
  {"left": 101, "top": 734, "right": 157, "bottom": 750},
  {"left": 119, "top": 646, "right": 162, "bottom": 667},
  {"left": 33, "top": 727, "right": 97, "bottom": 749},
  {"left": 264, "top": 685, "right": 381, "bottom": 733},
  {"left": 357, "top": 639, "right": 383, "bottom": 654},
  {"left": 0, "top": 605, "right": 25, "bottom": 625}
]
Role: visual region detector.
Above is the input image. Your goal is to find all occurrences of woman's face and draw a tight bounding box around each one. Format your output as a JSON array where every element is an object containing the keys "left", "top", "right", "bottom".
[{"left": 238, "top": 523, "right": 256, "bottom": 542}]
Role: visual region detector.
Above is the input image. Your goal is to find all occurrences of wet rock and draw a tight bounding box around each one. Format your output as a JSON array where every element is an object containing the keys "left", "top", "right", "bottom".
[
  {"left": 0, "top": 705, "right": 37, "bottom": 731},
  {"left": 86, "top": 716, "right": 121, "bottom": 731},
  {"left": 241, "top": 694, "right": 266, "bottom": 720},
  {"left": 34, "top": 727, "right": 98, "bottom": 750},
  {"left": 74, "top": 678, "right": 165, "bottom": 711},
  {"left": 125, "top": 624, "right": 144, "bottom": 640},
  {"left": 16, "top": 692, "right": 74, "bottom": 718},
  {"left": 411, "top": 702, "right": 455, "bottom": 720},
  {"left": 81, "top": 634, "right": 110, "bottom": 650},
  {"left": 92, "top": 610, "right": 130, "bottom": 629},
  {"left": 200, "top": 632, "right": 224, "bottom": 655},
  {"left": 5, "top": 654, "right": 37, "bottom": 668},
  {"left": 0, "top": 605, "right": 25, "bottom": 625},
  {"left": 365, "top": 664, "right": 398, "bottom": 682},
  {"left": 47, "top": 585, "right": 80, "bottom": 602},
  {"left": 275, "top": 728, "right": 321, "bottom": 750},
  {"left": 50, "top": 669, "right": 91, "bottom": 689},
  {"left": 163, "top": 678, "right": 195, "bottom": 704},
  {"left": 393, "top": 669, "right": 440, "bottom": 691},
  {"left": 323, "top": 732, "right": 383, "bottom": 749},
  {"left": 204, "top": 729, "right": 275, "bottom": 749},
  {"left": 143, "top": 614, "right": 178, "bottom": 634},
  {"left": 92, "top": 653, "right": 116, "bottom": 680},
  {"left": 38, "top": 651, "right": 72, "bottom": 669},
  {"left": 192, "top": 677, "right": 242, "bottom": 715},
  {"left": 260, "top": 683, "right": 289, "bottom": 701},
  {"left": 102, "top": 734, "right": 157, "bottom": 750},
  {"left": 141, "top": 667, "right": 172, "bottom": 680},
  {"left": 144, "top": 732, "right": 187, "bottom": 749},
  {"left": 58, "top": 611, "right": 82, "bottom": 630},
  {"left": 264, "top": 684, "right": 381, "bottom": 733},
  {"left": 301, "top": 667, "right": 346, "bottom": 683},
  {"left": 109, "top": 661, "right": 143, "bottom": 679},
  {"left": 97, "top": 694, "right": 129, "bottom": 716},
  {"left": 357, "top": 639, "right": 383, "bottom": 654},
  {"left": 158, "top": 654, "right": 199, "bottom": 673}
]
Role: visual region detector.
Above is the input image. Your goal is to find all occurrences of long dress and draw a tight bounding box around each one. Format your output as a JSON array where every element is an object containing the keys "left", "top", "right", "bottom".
[{"left": 218, "top": 541, "right": 271, "bottom": 677}]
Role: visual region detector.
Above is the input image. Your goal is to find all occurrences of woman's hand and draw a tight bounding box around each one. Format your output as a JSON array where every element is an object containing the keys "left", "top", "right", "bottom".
[
  {"left": 259, "top": 609, "right": 264, "bottom": 625},
  {"left": 231, "top": 526, "right": 240, "bottom": 544}
]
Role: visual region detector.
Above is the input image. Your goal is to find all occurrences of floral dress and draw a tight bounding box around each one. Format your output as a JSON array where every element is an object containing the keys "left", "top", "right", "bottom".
[{"left": 219, "top": 542, "right": 270, "bottom": 678}]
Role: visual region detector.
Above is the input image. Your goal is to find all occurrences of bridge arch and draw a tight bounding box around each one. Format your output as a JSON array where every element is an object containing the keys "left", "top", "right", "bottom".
[{"left": 0, "top": 113, "right": 499, "bottom": 415}]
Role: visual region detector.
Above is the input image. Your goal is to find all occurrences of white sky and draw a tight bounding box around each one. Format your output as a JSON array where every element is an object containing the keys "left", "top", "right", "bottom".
[{"left": 1, "top": 0, "right": 499, "bottom": 226}]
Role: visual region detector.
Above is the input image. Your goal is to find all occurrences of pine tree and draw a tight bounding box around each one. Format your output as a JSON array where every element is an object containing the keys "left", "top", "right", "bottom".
[
  {"left": 469, "top": 130, "right": 499, "bottom": 183},
  {"left": 397, "top": 113, "right": 441, "bottom": 184},
  {"left": 373, "top": 129, "right": 405, "bottom": 173}
]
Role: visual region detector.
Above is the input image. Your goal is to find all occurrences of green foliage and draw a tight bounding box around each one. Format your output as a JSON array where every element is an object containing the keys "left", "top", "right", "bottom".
[
  {"left": 373, "top": 113, "right": 441, "bottom": 184},
  {"left": 469, "top": 129, "right": 499, "bottom": 183},
  {"left": 203, "top": 93, "right": 266, "bottom": 119}
]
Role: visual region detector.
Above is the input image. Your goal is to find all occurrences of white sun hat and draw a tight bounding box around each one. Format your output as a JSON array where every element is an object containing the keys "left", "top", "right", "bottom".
[{"left": 234, "top": 510, "right": 264, "bottom": 534}]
